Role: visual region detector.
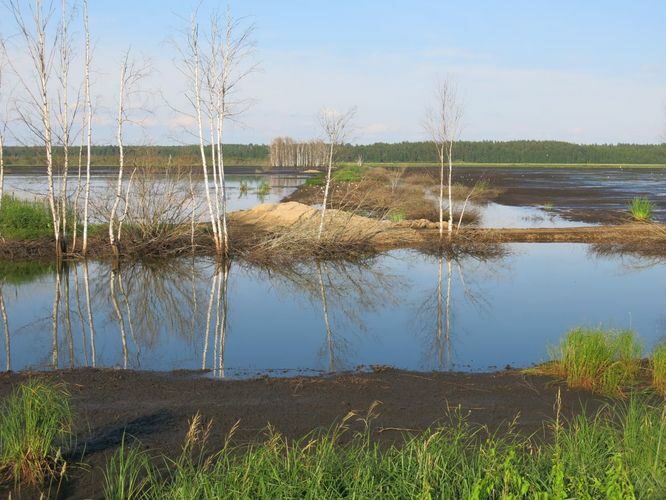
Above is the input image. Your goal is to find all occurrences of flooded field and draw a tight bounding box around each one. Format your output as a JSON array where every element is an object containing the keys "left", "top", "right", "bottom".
[{"left": 1, "top": 243, "right": 664, "bottom": 376}]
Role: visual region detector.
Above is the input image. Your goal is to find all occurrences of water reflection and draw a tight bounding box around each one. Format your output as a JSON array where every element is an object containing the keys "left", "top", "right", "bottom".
[{"left": 3, "top": 244, "right": 666, "bottom": 375}]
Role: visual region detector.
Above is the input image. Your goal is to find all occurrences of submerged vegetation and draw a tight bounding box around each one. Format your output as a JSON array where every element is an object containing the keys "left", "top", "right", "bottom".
[{"left": 0, "top": 380, "right": 71, "bottom": 486}]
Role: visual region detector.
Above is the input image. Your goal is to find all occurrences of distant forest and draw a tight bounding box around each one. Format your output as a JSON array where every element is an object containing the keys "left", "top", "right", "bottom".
[{"left": 3, "top": 140, "right": 665, "bottom": 166}]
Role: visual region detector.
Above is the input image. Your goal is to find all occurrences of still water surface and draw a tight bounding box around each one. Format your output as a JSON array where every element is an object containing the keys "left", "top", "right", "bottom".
[{"left": 1, "top": 243, "right": 664, "bottom": 377}]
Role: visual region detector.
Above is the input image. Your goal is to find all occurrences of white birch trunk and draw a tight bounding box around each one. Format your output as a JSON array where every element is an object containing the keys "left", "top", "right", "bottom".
[{"left": 82, "top": 0, "right": 92, "bottom": 255}]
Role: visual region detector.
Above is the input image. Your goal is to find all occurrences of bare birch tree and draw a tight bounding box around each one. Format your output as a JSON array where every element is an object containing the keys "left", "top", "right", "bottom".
[
  {"left": 81, "top": 0, "right": 93, "bottom": 255},
  {"left": 425, "top": 80, "right": 462, "bottom": 240},
  {"left": 109, "top": 50, "right": 148, "bottom": 255},
  {"left": 0, "top": 46, "right": 6, "bottom": 213},
  {"left": 318, "top": 107, "right": 355, "bottom": 240},
  {"left": 6, "top": 0, "right": 62, "bottom": 255},
  {"left": 179, "top": 7, "right": 255, "bottom": 257}
]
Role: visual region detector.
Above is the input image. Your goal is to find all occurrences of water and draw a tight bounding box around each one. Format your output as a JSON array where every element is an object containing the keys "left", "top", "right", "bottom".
[
  {"left": 2, "top": 173, "right": 308, "bottom": 216},
  {"left": 1, "top": 244, "right": 664, "bottom": 377}
]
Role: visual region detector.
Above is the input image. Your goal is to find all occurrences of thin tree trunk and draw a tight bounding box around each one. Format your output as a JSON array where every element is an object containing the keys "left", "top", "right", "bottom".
[
  {"left": 439, "top": 150, "right": 445, "bottom": 240},
  {"left": 59, "top": 0, "right": 70, "bottom": 254},
  {"left": 318, "top": 142, "right": 335, "bottom": 240},
  {"left": 109, "top": 59, "right": 127, "bottom": 253},
  {"left": 82, "top": 0, "right": 92, "bottom": 255},
  {"left": 0, "top": 132, "right": 4, "bottom": 213},
  {"left": 447, "top": 142, "right": 454, "bottom": 237},
  {"left": 72, "top": 139, "right": 83, "bottom": 252},
  {"left": 192, "top": 21, "right": 220, "bottom": 254}
]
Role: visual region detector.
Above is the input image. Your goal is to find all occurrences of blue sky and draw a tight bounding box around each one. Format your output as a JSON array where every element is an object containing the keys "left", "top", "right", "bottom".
[{"left": 4, "top": 1, "right": 666, "bottom": 144}]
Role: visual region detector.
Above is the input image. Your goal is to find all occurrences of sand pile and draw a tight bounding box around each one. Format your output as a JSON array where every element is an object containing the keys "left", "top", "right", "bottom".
[{"left": 231, "top": 201, "right": 390, "bottom": 235}]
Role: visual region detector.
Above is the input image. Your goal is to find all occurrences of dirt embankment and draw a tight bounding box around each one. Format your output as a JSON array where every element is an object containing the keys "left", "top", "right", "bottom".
[
  {"left": 0, "top": 368, "right": 610, "bottom": 498},
  {"left": 1, "top": 201, "right": 666, "bottom": 261}
]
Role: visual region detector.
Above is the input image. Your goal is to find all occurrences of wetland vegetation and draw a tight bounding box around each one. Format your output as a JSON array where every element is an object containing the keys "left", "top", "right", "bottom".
[{"left": 1, "top": 1, "right": 666, "bottom": 498}]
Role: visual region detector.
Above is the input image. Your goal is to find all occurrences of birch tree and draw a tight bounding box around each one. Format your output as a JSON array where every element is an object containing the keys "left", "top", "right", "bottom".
[
  {"left": 0, "top": 46, "right": 6, "bottom": 213},
  {"left": 6, "top": 0, "right": 62, "bottom": 255},
  {"left": 81, "top": 0, "right": 92, "bottom": 255},
  {"left": 108, "top": 50, "right": 147, "bottom": 255},
  {"left": 318, "top": 107, "right": 355, "bottom": 240},
  {"left": 425, "top": 80, "right": 462, "bottom": 240},
  {"left": 180, "top": 8, "right": 255, "bottom": 257}
]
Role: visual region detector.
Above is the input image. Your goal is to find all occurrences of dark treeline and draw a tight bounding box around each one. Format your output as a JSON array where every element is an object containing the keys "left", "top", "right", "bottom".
[
  {"left": 336, "top": 141, "right": 666, "bottom": 164},
  {"left": 4, "top": 140, "right": 665, "bottom": 166}
]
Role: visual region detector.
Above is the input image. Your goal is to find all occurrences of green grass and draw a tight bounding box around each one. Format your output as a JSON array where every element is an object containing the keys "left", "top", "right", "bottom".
[
  {"left": 652, "top": 344, "right": 666, "bottom": 396},
  {"left": 629, "top": 197, "right": 655, "bottom": 222},
  {"left": 541, "top": 327, "right": 642, "bottom": 396},
  {"left": 0, "top": 196, "right": 53, "bottom": 240},
  {"left": 0, "top": 380, "right": 72, "bottom": 486},
  {"left": 304, "top": 165, "right": 365, "bottom": 187},
  {"left": 387, "top": 208, "right": 406, "bottom": 222},
  {"left": 332, "top": 164, "right": 364, "bottom": 182},
  {"left": 101, "top": 399, "right": 666, "bottom": 499}
]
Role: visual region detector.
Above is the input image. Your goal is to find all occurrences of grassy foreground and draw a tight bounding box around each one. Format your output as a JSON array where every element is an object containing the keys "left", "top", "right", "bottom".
[
  {"left": 0, "top": 379, "right": 664, "bottom": 498},
  {"left": 99, "top": 399, "right": 666, "bottom": 499}
]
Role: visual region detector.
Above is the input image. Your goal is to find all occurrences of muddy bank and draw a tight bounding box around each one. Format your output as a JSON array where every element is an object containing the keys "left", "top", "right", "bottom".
[
  {"left": 0, "top": 368, "right": 609, "bottom": 498},
  {"left": 1, "top": 202, "right": 665, "bottom": 261}
]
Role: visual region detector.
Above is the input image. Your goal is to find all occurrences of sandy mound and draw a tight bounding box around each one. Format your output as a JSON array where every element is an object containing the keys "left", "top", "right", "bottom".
[{"left": 231, "top": 201, "right": 390, "bottom": 236}]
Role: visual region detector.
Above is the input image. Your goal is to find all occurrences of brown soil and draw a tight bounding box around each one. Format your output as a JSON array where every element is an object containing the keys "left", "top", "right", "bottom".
[{"left": 0, "top": 368, "right": 609, "bottom": 499}]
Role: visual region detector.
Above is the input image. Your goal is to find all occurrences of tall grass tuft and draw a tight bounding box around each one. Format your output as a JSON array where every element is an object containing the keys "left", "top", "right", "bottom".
[
  {"left": 629, "top": 196, "right": 655, "bottom": 222},
  {"left": 103, "top": 436, "right": 154, "bottom": 500},
  {"left": 543, "top": 327, "right": 642, "bottom": 396},
  {"left": 652, "top": 344, "right": 666, "bottom": 396},
  {"left": 0, "top": 380, "right": 72, "bottom": 486}
]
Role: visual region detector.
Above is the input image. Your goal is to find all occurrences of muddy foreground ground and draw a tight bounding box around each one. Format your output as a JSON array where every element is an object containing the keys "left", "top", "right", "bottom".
[{"left": 0, "top": 368, "right": 609, "bottom": 499}]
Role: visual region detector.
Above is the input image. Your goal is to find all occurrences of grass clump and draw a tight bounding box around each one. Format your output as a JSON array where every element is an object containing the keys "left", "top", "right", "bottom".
[
  {"left": 102, "top": 400, "right": 666, "bottom": 499},
  {"left": 332, "top": 164, "right": 364, "bottom": 182},
  {"left": 0, "top": 196, "right": 53, "bottom": 240},
  {"left": 0, "top": 380, "right": 72, "bottom": 486},
  {"left": 629, "top": 196, "right": 655, "bottom": 222},
  {"left": 652, "top": 344, "right": 666, "bottom": 396},
  {"left": 387, "top": 208, "right": 406, "bottom": 222},
  {"left": 542, "top": 327, "right": 642, "bottom": 396}
]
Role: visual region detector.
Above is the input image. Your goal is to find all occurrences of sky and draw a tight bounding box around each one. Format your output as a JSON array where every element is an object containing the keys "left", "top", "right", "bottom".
[{"left": 2, "top": 0, "right": 666, "bottom": 145}]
